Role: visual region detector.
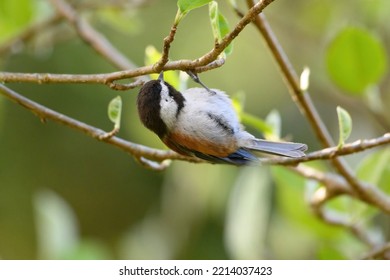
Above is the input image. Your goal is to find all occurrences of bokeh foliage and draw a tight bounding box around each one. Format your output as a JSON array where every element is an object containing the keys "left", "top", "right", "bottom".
[{"left": 1, "top": 0, "right": 390, "bottom": 259}]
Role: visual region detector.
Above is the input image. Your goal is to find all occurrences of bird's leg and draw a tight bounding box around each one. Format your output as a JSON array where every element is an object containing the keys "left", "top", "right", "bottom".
[{"left": 186, "top": 70, "right": 215, "bottom": 94}]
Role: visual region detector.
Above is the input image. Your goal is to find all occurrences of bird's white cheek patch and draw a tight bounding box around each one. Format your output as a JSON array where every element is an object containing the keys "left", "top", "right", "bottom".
[
  {"left": 159, "top": 81, "right": 169, "bottom": 101},
  {"left": 159, "top": 81, "right": 178, "bottom": 129}
]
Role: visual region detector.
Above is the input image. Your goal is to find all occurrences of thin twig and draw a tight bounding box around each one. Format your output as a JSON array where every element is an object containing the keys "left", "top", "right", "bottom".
[
  {"left": 107, "top": 79, "right": 145, "bottom": 91},
  {"left": 0, "top": 0, "right": 275, "bottom": 86},
  {"left": 248, "top": 12, "right": 334, "bottom": 147},
  {"left": 191, "top": 0, "right": 275, "bottom": 68},
  {"left": 135, "top": 157, "right": 173, "bottom": 171},
  {"left": 311, "top": 205, "right": 377, "bottom": 246},
  {"left": 290, "top": 165, "right": 354, "bottom": 197},
  {"left": 365, "top": 104, "right": 390, "bottom": 132},
  {"left": 154, "top": 24, "right": 178, "bottom": 71},
  {"left": 291, "top": 165, "right": 387, "bottom": 246},
  {"left": 362, "top": 243, "right": 390, "bottom": 260},
  {"left": 291, "top": 165, "right": 374, "bottom": 245}
]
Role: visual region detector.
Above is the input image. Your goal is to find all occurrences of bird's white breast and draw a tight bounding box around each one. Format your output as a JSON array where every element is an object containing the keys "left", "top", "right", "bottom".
[{"left": 175, "top": 88, "right": 242, "bottom": 146}]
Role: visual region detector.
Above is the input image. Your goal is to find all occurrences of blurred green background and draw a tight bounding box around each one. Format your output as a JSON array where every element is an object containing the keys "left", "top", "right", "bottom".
[{"left": 1, "top": 0, "right": 390, "bottom": 259}]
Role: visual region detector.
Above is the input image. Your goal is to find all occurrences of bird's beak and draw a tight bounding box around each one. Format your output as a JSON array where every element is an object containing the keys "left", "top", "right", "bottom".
[{"left": 158, "top": 71, "right": 164, "bottom": 81}]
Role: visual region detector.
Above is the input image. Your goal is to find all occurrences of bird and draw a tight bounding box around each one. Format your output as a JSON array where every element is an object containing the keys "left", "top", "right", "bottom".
[{"left": 136, "top": 72, "right": 307, "bottom": 165}]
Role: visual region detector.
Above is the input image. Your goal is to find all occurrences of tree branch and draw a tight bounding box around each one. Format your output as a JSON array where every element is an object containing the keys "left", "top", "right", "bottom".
[
  {"left": 311, "top": 203, "right": 377, "bottom": 247},
  {"left": 154, "top": 24, "right": 178, "bottom": 71},
  {"left": 2, "top": 81, "right": 389, "bottom": 172},
  {"left": 0, "top": 0, "right": 274, "bottom": 86},
  {"left": 295, "top": 167, "right": 377, "bottom": 246},
  {"left": 289, "top": 165, "right": 354, "bottom": 197},
  {"left": 245, "top": 0, "right": 390, "bottom": 214},
  {"left": 0, "top": 60, "right": 224, "bottom": 87},
  {"left": 3, "top": 81, "right": 389, "bottom": 173},
  {"left": 2, "top": 0, "right": 388, "bottom": 259},
  {"left": 362, "top": 243, "right": 390, "bottom": 260},
  {"left": 0, "top": 84, "right": 199, "bottom": 169}
]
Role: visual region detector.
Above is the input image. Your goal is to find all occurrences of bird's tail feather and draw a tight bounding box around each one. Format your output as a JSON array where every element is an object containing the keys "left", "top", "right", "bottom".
[{"left": 247, "top": 139, "right": 307, "bottom": 158}]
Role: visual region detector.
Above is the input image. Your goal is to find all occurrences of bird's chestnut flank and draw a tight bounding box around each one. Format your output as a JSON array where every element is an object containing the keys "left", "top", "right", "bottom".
[{"left": 137, "top": 72, "right": 307, "bottom": 165}]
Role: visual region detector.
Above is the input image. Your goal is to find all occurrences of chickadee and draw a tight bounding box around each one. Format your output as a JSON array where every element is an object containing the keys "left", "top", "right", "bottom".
[{"left": 137, "top": 72, "right": 307, "bottom": 165}]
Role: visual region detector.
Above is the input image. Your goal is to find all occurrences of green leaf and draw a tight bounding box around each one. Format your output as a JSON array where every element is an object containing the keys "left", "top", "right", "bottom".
[
  {"left": 208, "top": 1, "right": 233, "bottom": 55},
  {"left": 145, "top": 46, "right": 180, "bottom": 88},
  {"left": 108, "top": 96, "right": 122, "bottom": 130},
  {"left": 336, "top": 106, "right": 352, "bottom": 147},
  {"left": 209, "top": 1, "right": 219, "bottom": 38},
  {"left": 177, "top": 0, "right": 213, "bottom": 14},
  {"left": 326, "top": 26, "right": 387, "bottom": 95},
  {"left": 241, "top": 112, "right": 273, "bottom": 135},
  {"left": 218, "top": 12, "right": 232, "bottom": 55},
  {"left": 176, "top": 0, "right": 213, "bottom": 24}
]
